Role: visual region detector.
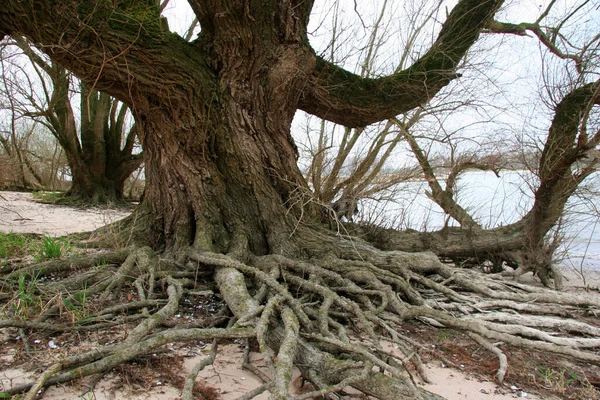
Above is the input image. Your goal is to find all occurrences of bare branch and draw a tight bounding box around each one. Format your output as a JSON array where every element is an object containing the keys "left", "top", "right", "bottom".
[{"left": 299, "top": 0, "right": 504, "bottom": 127}]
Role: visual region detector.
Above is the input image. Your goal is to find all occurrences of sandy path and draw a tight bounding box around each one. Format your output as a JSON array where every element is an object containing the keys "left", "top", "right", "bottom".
[
  {"left": 2, "top": 343, "right": 541, "bottom": 400},
  {"left": 0, "top": 191, "right": 130, "bottom": 235}
]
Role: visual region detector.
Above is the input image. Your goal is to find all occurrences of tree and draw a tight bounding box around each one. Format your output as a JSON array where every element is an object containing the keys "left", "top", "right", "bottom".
[
  {"left": 0, "top": 44, "right": 62, "bottom": 190},
  {"left": 378, "top": 80, "right": 600, "bottom": 288},
  {"left": 299, "top": 0, "right": 434, "bottom": 221},
  {"left": 2, "top": 36, "right": 143, "bottom": 203},
  {"left": 1, "top": 1, "right": 599, "bottom": 399},
  {"left": 1, "top": 1, "right": 504, "bottom": 252}
]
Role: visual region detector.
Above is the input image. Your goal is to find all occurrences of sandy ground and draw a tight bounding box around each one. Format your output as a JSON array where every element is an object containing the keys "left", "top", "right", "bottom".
[
  {"left": 0, "top": 343, "right": 544, "bottom": 400},
  {"left": 0, "top": 191, "right": 130, "bottom": 235},
  {"left": 1, "top": 191, "right": 595, "bottom": 399}
]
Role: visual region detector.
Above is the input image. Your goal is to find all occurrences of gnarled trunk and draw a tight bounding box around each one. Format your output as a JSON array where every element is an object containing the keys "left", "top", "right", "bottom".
[
  {"left": 0, "top": 0, "right": 504, "bottom": 242},
  {"left": 11, "top": 37, "right": 143, "bottom": 204},
  {"left": 130, "top": 8, "right": 316, "bottom": 254},
  {"left": 67, "top": 85, "right": 142, "bottom": 203}
]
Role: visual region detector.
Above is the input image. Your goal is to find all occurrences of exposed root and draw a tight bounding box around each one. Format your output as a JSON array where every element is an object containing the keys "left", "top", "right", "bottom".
[
  {"left": 5, "top": 326, "right": 254, "bottom": 396},
  {"left": 467, "top": 332, "right": 508, "bottom": 383},
  {"left": 23, "top": 361, "right": 64, "bottom": 400},
  {"left": 1, "top": 243, "right": 599, "bottom": 399},
  {"left": 273, "top": 307, "right": 299, "bottom": 399},
  {"left": 5, "top": 250, "right": 129, "bottom": 280},
  {"left": 242, "top": 338, "right": 271, "bottom": 382},
  {"left": 182, "top": 339, "right": 218, "bottom": 400},
  {"left": 100, "top": 246, "right": 157, "bottom": 303}
]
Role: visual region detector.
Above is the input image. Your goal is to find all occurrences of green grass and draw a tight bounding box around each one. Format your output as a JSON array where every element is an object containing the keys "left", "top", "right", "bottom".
[
  {"left": 438, "top": 329, "right": 451, "bottom": 341},
  {"left": 0, "top": 233, "right": 71, "bottom": 318},
  {"left": 0, "top": 232, "right": 71, "bottom": 262},
  {"left": 0, "top": 232, "right": 30, "bottom": 259},
  {"left": 34, "top": 236, "right": 68, "bottom": 260},
  {"left": 62, "top": 283, "right": 91, "bottom": 321},
  {"left": 7, "top": 272, "right": 43, "bottom": 320},
  {"left": 532, "top": 365, "right": 597, "bottom": 398},
  {"left": 17, "top": 273, "right": 35, "bottom": 304},
  {"left": 31, "top": 190, "right": 71, "bottom": 205}
]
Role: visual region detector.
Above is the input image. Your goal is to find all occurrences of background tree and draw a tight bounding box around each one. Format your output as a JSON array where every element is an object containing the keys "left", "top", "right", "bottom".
[
  {"left": 374, "top": 0, "right": 600, "bottom": 287},
  {"left": 1, "top": 36, "right": 144, "bottom": 203},
  {"left": 298, "top": 0, "right": 431, "bottom": 220},
  {"left": 0, "top": 44, "right": 64, "bottom": 190},
  {"left": 1, "top": 1, "right": 599, "bottom": 399}
]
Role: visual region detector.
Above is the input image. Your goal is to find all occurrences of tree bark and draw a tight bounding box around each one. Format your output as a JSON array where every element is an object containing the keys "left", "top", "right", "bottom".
[
  {"left": 72, "top": 83, "right": 143, "bottom": 203},
  {"left": 6, "top": 3, "right": 600, "bottom": 399},
  {"left": 133, "top": 5, "right": 317, "bottom": 253},
  {"left": 1, "top": 0, "right": 586, "bottom": 286}
]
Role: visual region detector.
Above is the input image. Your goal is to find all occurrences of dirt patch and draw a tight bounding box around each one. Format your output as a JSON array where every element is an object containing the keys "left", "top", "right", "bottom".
[{"left": 410, "top": 323, "right": 599, "bottom": 399}]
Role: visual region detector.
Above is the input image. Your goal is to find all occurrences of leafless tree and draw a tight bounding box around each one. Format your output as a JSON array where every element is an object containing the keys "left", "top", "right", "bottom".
[
  {"left": 303, "top": 0, "right": 600, "bottom": 291},
  {"left": 1, "top": 36, "right": 143, "bottom": 203},
  {"left": 0, "top": 44, "right": 55, "bottom": 190}
]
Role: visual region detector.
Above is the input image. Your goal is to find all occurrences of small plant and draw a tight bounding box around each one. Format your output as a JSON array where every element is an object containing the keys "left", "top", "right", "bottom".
[
  {"left": 533, "top": 365, "right": 598, "bottom": 398},
  {"left": 0, "top": 233, "right": 72, "bottom": 263},
  {"left": 31, "top": 190, "right": 72, "bottom": 205},
  {"left": 62, "top": 284, "right": 91, "bottom": 321},
  {"left": 34, "top": 236, "right": 70, "bottom": 261},
  {"left": 438, "top": 329, "right": 451, "bottom": 342},
  {"left": 18, "top": 273, "right": 35, "bottom": 304},
  {"left": 40, "top": 236, "right": 62, "bottom": 259},
  {"left": 6, "top": 272, "right": 43, "bottom": 320},
  {"left": 94, "top": 259, "right": 110, "bottom": 268},
  {"left": 537, "top": 366, "right": 560, "bottom": 387}
]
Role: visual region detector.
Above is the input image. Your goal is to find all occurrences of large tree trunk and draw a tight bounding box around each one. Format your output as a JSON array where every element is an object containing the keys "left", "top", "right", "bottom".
[
  {"left": 67, "top": 162, "right": 133, "bottom": 203},
  {"left": 0, "top": 0, "right": 504, "bottom": 212},
  {"left": 132, "top": 28, "right": 316, "bottom": 253},
  {"left": 69, "top": 85, "right": 143, "bottom": 204},
  {"left": 10, "top": 3, "right": 575, "bottom": 399}
]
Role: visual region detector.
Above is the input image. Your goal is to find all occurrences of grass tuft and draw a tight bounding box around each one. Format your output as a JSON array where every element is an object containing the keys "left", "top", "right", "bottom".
[
  {"left": 0, "top": 232, "right": 72, "bottom": 267},
  {"left": 530, "top": 365, "right": 598, "bottom": 399},
  {"left": 33, "top": 236, "right": 71, "bottom": 261},
  {"left": 3, "top": 272, "right": 44, "bottom": 320},
  {"left": 31, "top": 190, "right": 74, "bottom": 205},
  {"left": 0, "top": 232, "right": 30, "bottom": 259}
]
